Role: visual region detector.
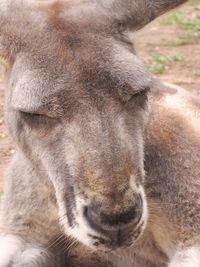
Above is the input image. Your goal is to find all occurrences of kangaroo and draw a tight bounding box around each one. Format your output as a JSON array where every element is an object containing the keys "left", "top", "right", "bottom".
[{"left": 0, "top": 0, "right": 200, "bottom": 266}]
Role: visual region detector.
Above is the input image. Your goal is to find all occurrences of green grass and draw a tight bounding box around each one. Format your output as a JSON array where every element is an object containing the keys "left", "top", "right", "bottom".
[
  {"left": 194, "top": 71, "right": 200, "bottom": 77},
  {"left": 148, "top": 64, "right": 168, "bottom": 74},
  {"left": 149, "top": 54, "right": 185, "bottom": 74},
  {"left": 190, "top": 0, "right": 200, "bottom": 5},
  {"left": 162, "top": 12, "right": 200, "bottom": 31},
  {"left": 160, "top": 6, "right": 200, "bottom": 47},
  {"left": 160, "top": 31, "right": 200, "bottom": 46},
  {"left": 0, "top": 56, "right": 7, "bottom": 66},
  {"left": 162, "top": 12, "right": 185, "bottom": 26},
  {"left": 152, "top": 54, "right": 185, "bottom": 63}
]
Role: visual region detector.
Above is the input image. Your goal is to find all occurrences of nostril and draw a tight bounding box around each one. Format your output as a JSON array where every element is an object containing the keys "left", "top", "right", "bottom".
[
  {"left": 84, "top": 196, "right": 143, "bottom": 231},
  {"left": 84, "top": 206, "right": 101, "bottom": 225},
  {"left": 100, "top": 203, "right": 142, "bottom": 227},
  {"left": 84, "top": 206, "right": 103, "bottom": 233}
]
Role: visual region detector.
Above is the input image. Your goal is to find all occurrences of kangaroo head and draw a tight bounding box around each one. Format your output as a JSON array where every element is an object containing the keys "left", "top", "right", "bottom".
[{"left": 0, "top": 0, "right": 187, "bottom": 251}]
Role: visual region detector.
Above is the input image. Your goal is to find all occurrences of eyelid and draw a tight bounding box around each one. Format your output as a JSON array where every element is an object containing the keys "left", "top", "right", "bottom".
[
  {"left": 20, "top": 111, "right": 59, "bottom": 130},
  {"left": 134, "top": 87, "right": 150, "bottom": 96},
  {"left": 20, "top": 111, "right": 45, "bottom": 118},
  {"left": 125, "top": 87, "right": 150, "bottom": 102},
  {"left": 20, "top": 111, "right": 55, "bottom": 123},
  {"left": 20, "top": 110, "right": 56, "bottom": 119}
]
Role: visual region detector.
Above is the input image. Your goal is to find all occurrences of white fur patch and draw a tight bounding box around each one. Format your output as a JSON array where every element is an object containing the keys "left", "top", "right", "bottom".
[
  {"left": 0, "top": 234, "right": 50, "bottom": 266},
  {"left": 132, "top": 185, "right": 148, "bottom": 238},
  {"left": 0, "top": 0, "right": 35, "bottom": 15},
  {"left": 58, "top": 194, "right": 103, "bottom": 249},
  {"left": 0, "top": 0, "right": 10, "bottom": 14},
  {"left": 0, "top": 235, "right": 24, "bottom": 267},
  {"left": 14, "top": 247, "right": 51, "bottom": 266},
  {"left": 59, "top": 184, "right": 148, "bottom": 250},
  {"left": 129, "top": 181, "right": 148, "bottom": 228},
  {"left": 139, "top": 185, "right": 148, "bottom": 228},
  {"left": 163, "top": 88, "right": 200, "bottom": 134},
  {"left": 169, "top": 247, "right": 200, "bottom": 267}
]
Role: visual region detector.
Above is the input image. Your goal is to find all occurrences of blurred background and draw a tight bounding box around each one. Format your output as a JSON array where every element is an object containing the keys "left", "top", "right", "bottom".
[
  {"left": 135, "top": 0, "right": 200, "bottom": 93},
  {"left": 0, "top": 0, "right": 200, "bottom": 192}
]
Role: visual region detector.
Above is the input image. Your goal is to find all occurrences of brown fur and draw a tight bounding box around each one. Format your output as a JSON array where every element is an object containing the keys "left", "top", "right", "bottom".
[{"left": 1, "top": 1, "right": 199, "bottom": 267}]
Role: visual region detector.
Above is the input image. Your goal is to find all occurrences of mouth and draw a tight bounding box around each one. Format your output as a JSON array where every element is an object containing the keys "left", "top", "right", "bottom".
[
  {"left": 81, "top": 194, "right": 147, "bottom": 250},
  {"left": 59, "top": 189, "right": 148, "bottom": 251},
  {"left": 88, "top": 220, "right": 145, "bottom": 250}
]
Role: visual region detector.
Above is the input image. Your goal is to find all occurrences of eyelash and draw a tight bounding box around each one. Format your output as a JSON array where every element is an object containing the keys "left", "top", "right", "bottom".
[
  {"left": 19, "top": 87, "right": 150, "bottom": 123},
  {"left": 21, "top": 111, "right": 45, "bottom": 119},
  {"left": 127, "top": 87, "right": 150, "bottom": 102},
  {"left": 20, "top": 111, "right": 56, "bottom": 128},
  {"left": 135, "top": 87, "right": 150, "bottom": 96}
]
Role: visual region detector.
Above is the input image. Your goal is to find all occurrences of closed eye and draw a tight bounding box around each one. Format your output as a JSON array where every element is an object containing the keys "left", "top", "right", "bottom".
[
  {"left": 126, "top": 87, "right": 150, "bottom": 103},
  {"left": 133, "top": 87, "right": 150, "bottom": 98},
  {"left": 20, "top": 111, "right": 58, "bottom": 128}
]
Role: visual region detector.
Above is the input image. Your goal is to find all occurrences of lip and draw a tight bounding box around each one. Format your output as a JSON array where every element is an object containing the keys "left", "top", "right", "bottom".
[
  {"left": 92, "top": 199, "right": 143, "bottom": 229},
  {"left": 83, "top": 195, "right": 143, "bottom": 234},
  {"left": 89, "top": 222, "right": 144, "bottom": 250},
  {"left": 85, "top": 208, "right": 144, "bottom": 250}
]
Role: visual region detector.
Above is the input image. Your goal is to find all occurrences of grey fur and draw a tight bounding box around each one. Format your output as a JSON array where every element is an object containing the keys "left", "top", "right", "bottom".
[{"left": 1, "top": 0, "right": 199, "bottom": 267}]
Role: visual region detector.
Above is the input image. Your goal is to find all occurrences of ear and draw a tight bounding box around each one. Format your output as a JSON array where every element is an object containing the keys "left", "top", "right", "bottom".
[
  {"left": 99, "top": 0, "right": 188, "bottom": 31},
  {"left": 0, "top": 0, "right": 31, "bottom": 66},
  {"left": 0, "top": 0, "right": 54, "bottom": 63},
  {"left": 0, "top": 34, "right": 18, "bottom": 67},
  {"left": 0, "top": 0, "right": 40, "bottom": 68}
]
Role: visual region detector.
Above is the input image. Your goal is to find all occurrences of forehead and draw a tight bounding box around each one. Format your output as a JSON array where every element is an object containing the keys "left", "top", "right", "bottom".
[
  {"left": 7, "top": 9, "right": 91, "bottom": 112},
  {"left": 8, "top": 50, "right": 119, "bottom": 115},
  {"left": 7, "top": 2, "right": 152, "bottom": 113}
]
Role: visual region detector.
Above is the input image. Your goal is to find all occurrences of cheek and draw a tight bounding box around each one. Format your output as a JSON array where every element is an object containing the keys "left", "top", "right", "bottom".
[
  {"left": 118, "top": 122, "right": 145, "bottom": 183},
  {"left": 117, "top": 123, "right": 144, "bottom": 158},
  {"left": 7, "top": 114, "right": 36, "bottom": 158},
  {"left": 6, "top": 111, "right": 23, "bottom": 140}
]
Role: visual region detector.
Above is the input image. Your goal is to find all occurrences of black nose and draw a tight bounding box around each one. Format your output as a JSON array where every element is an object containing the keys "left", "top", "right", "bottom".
[{"left": 84, "top": 196, "right": 143, "bottom": 233}]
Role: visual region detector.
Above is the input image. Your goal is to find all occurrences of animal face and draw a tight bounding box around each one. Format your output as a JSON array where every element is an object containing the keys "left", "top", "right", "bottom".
[{"left": 1, "top": 0, "right": 187, "bottom": 251}]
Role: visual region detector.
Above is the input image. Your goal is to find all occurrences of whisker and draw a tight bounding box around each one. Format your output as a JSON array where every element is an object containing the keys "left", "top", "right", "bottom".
[{"left": 47, "top": 233, "right": 65, "bottom": 250}]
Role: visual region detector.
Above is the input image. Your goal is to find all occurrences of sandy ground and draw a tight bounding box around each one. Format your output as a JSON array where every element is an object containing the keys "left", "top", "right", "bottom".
[
  {"left": 0, "top": 68, "right": 14, "bottom": 191},
  {"left": 0, "top": 1, "right": 200, "bottom": 192}
]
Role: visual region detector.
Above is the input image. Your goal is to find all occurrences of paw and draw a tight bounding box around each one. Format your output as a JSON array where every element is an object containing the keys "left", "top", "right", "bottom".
[{"left": 0, "top": 235, "right": 54, "bottom": 267}]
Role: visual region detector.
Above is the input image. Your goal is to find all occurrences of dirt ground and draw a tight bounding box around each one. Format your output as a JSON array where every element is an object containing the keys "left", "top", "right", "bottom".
[
  {"left": 0, "top": 1, "right": 200, "bottom": 191},
  {"left": 0, "top": 67, "right": 14, "bottom": 191}
]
